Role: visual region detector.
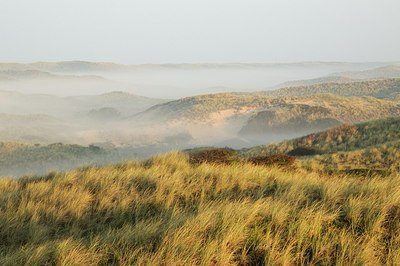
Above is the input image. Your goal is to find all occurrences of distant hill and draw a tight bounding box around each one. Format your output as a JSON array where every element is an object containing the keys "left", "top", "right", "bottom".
[
  {"left": 0, "top": 61, "right": 126, "bottom": 73},
  {"left": 0, "top": 70, "right": 54, "bottom": 81},
  {"left": 262, "top": 78, "right": 400, "bottom": 98},
  {"left": 0, "top": 113, "right": 74, "bottom": 144},
  {"left": 239, "top": 103, "right": 342, "bottom": 139},
  {"left": 1, "top": 61, "right": 393, "bottom": 72},
  {"left": 133, "top": 92, "right": 400, "bottom": 147},
  {"left": 69, "top": 91, "right": 168, "bottom": 117},
  {"left": 275, "top": 76, "right": 357, "bottom": 89},
  {"left": 86, "top": 107, "right": 121, "bottom": 121},
  {"left": 0, "top": 113, "right": 59, "bottom": 124},
  {"left": 2, "top": 61, "right": 399, "bottom": 98},
  {"left": 134, "top": 93, "right": 276, "bottom": 122},
  {"left": 0, "top": 131, "right": 195, "bottom": 177},
  {"left": 272, "top": 65, "right": 400, "bottom": 90},
  {"left": 0, "top": 69, "right": 105, "bottom": 82},
  {"left": 0, "top": 142, "right": 121, "bottom": 177},
  {"left": 0, "top": 90, "right": 167, "bottom": 117},
  {"left": 0, "top": 142, "right": 29, "bottom": 154},
  {"left": 332, "top": 65, "right": 400, "bottom": 79},
  {"left": 0, "top": 69, "right": 130, "bottom": 96}
]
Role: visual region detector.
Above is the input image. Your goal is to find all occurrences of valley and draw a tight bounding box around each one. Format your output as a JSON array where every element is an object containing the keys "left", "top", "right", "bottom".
[{"left": 1, "top": 62, "right": 400, "bottom": 177}]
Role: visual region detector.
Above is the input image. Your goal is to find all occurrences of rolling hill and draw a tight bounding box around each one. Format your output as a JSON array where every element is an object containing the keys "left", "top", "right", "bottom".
[
  {"left": 263, "top": 78, "right": 400, "bottom": 98},
  {"left": 239, "top": 93, "right": 400, "bottom": 139},
  {"left": 135, "top": 91, "right": 400, "bottom": 146},
  {"left": 0, "top": 90, "right": 167, "bottom": 117},
  {"left": 333, "top": 65, "right": 400, "bottom": 80},
  {"left": 134, "top": 93, "right": 277, "bottom": 122},
  {"left": 0, "top": 142, "right": 121, "bottom": 177},
  {"left": 272, "top": 65, "right": 400, "bottom": 89},
  {"left": 242, "top": 116, "right": 400, "bottom": 173},
  {"left": 242, "top": 116, "right": 400, "bottom": 156},
  {"left": 0, "top": 61, "right": 126, "bottom": 73},
  {"left": 2, "top": 61, "right": 397, "bottom": 98}
]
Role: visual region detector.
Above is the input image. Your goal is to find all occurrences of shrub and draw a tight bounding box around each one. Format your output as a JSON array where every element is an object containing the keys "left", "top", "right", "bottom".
[
  {"left": 188, "top": 148, "right": 237, "bottom": 165},
  {"left": 248, "top": 154, "right": 296, "bottom": 167},
  {"left": 287, "top": 147, "right": 318, "bottom": 156}
]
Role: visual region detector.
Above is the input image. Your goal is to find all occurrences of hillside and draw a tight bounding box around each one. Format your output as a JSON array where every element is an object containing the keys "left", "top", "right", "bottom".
[
  {"left": 134, "top": 93, "right": 277, "bottom": 122},
  {"left": 0, "top": 90, "right": 166, "bottom": 117},
  {"left": 0, "top": 142, "right": 114, "bottom": 177},
  {"left": 69, "top": 91, "right": 168, "bottom": 117},
  {"left": 0, "top": 61, "right": 389, "bottom": 73},
  {"left": 134, "top": 92, "right": 400, "bottom": 146},
  {"left": 309, "top": 141, "right": 400, "bottom": 173},
  {"left": 0, "top": 69, "right": 106, "bottom": 82},
  {"left": 2, "top": 81, "right": 400, "bottom": 150},
  {"left": 239, "top": 103, "right": 341, "bottom": 139},
  {"left": 2, "top": 61, "right": 395, "bottom": 98},
  {"left": 0, "top": 142, "right": 29, "bottom": 153},
  {"left": 333, "top": 65, "right": 400, "bottom": 80},
  {"left": 242, "top": 117, "right": 400, "bottom": 173},
  {"left": 0, "top": 70, "right": 54, "bottom": 81},
  {"left": 275, "top": 76, "right": 357, "bottom": 89},
  {"left": 136, "top": 90, "right": 400, "bottom": 124},
  {"left": 0, "top": 152, "right": 399, "bottom": 265},
  {"left": 272, "top": 65, "right": 400, "bottom": 89},
  {"left": 263, "top": 78, "right": 400, "bottom": 98},
  {"left": 0, "top": 61, "right": 126, "bottom": 73},
  {"left": 0, "top": 131, "right": 196, "bottom": 177},
  {"left": 0, "top": 113, "right": 78, "bottom": 144},
  {"left": 0, "top": 68, "right": 133, "bottom": 96},
  {"left": 243, "top": 117, "right": 400, "bottom": 156},
  {"left": 239, "top": 94, "right": 400, "bottom": 140}
]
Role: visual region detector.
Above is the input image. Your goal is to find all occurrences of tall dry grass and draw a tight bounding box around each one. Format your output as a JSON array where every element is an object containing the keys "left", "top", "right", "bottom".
[{"left": 0, "top": 151, "right": 399, "bottom": 265}]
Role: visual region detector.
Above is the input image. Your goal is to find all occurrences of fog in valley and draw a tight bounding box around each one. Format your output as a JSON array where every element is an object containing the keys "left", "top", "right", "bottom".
[
  {"left": 1, "top": 0, "right": 400, "bottom": 176},
  {"left": 0, "top": 62, "right": 390, "bottom": 98},
  {"left": 1, "top": 61, "right": 400, "bottom": 176}
]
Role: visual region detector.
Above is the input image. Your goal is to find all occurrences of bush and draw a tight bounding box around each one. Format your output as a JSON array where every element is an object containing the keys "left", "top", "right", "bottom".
[
  {"left": 287, "top": 147, "right": 318, "bottom": 156},
  {"left": 188, "top": 148, "right": 237, "bottom": 165},
  {"left": 248, "top": 154, "right": 296, "bottom": 167}
]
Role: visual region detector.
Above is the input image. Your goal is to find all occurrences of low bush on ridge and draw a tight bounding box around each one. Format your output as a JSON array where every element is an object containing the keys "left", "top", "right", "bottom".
[
  {"left": 188, "top": 148, "right": 237, "bottom": 165},
  {"left": 248, "top": 154, "right": 296, "bottom": 168}
]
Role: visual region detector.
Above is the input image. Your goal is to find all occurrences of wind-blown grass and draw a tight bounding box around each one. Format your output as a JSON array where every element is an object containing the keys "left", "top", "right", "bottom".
[{"left": 0, "top": 152, "right": 399, "bottom": 265}]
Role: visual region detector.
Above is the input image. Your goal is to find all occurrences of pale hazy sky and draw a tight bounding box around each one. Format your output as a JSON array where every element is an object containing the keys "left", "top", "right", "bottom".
[{"left": 0, "top": 0, "right": 399, "bottom": 64}]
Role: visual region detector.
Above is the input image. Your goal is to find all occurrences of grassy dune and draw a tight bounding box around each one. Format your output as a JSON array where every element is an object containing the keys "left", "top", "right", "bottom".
[{"left": 0, "top": 152, "right": 399, "bottom": 265}]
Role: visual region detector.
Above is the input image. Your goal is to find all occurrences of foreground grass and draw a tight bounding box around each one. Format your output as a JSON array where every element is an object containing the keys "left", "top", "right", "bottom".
[{"left": 0, "top": 152, "right": 399, "bottom": 265}]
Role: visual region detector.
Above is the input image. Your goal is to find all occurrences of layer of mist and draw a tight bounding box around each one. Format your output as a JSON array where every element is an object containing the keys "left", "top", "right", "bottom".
[
  {"left": 0, "top": 61, "right": 392, "bottom": 98},
  {"left": 1, "top": 61, "right": 400, "bottom": 177}
]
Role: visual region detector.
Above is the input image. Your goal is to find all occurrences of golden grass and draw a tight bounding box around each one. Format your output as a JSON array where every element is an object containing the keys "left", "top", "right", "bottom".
[{"left": 0, "top": 151, "right": 399, "bottom": 265}]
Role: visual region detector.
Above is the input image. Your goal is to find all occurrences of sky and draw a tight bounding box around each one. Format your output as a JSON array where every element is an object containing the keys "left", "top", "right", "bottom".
[{"left": 0, "top": 0, "right": 399, "bottom": 64}]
